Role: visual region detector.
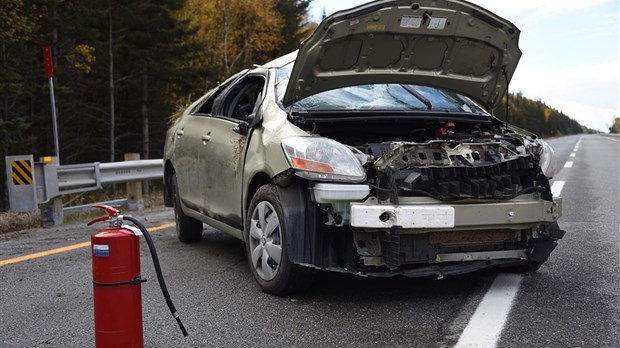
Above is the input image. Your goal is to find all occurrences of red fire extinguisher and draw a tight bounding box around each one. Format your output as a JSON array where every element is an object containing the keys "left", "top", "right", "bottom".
[
  {"left": 88, "top": 205, "right": 187, "bottom": 347},
  {"left": 89, "top": 205, "right": 144, "bottom": 347}
]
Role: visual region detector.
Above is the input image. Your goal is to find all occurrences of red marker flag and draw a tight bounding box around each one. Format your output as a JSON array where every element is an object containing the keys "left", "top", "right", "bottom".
[{"left": 43, "top": 46, "right": 54, "bottom": 78}]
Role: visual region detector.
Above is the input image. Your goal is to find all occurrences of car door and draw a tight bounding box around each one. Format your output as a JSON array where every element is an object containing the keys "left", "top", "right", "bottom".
[
  {"left": 172, "top": 114, "right": 213, "bottom": 212},
  {"left": 172, "top": 70, "right": 249, "bottom": 214},
  {"left": 198, "top": 74, "right": 266, "bottom": 229}
]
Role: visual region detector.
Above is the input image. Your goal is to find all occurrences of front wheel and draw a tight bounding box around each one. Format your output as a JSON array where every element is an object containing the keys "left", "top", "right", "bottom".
[{"left": 245, "top": 184, "right": 315, "bottom": 295}]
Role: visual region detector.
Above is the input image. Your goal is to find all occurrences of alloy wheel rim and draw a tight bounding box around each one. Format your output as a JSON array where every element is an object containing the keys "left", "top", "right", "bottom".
[{"left": 249, "top": 201, "right": 282, "bottom": 281}]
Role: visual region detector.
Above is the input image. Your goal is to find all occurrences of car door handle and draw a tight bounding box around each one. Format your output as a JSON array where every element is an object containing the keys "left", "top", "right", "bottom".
[
  {"left": 176, "top": 130, "right": 184, "bottom": 138},
  {"left": 201, "top": 134, "right": 211, "bottom": 142}
]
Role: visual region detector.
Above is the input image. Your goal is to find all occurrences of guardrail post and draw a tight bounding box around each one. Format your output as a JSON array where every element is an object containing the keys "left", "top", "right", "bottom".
[
  {"left": 40, "top": 196, "right": 63, "bottom": 226},
  {"left": 124, "top": 153, "right": 144, "bottom": 211},
  {"left": 38, "top": 156, "right": 63, "bottom": 226}
]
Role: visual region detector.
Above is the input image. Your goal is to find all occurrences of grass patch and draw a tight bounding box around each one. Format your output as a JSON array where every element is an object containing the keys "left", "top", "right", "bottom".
[
  {"left": 0, "top": 211, "right": 41, "bottom": 234},
  {"left": 1, "top": 188, "right": 165, "bottom": 234}
]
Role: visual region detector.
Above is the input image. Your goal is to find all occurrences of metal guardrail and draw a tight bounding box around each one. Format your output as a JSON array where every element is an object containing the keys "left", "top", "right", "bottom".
[
  {"left": 57, "top": 159, "right": 164, "bottom": 195},
  {"left": 36, "top": 159, "right": 164, "bottom": 204},
  {"left": 6, "top": 154, "right": 163, "bottom": 225},
  {"left": 62, "top": 199, "right": 128, "bottom": 215}
]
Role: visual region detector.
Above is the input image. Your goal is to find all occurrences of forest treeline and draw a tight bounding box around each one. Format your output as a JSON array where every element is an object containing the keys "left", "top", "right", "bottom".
[
  {"left": 1, "top": 0, "right": 313, "bottom": 162},
  {"left": 1, "top": 0, "right": 586, "bottom": 210},
  {"left": 493, "top": 92, "right": 586, "bottom": 137},
  {"left": 1, "top": 0, "right": 313, "bottom": 210}
]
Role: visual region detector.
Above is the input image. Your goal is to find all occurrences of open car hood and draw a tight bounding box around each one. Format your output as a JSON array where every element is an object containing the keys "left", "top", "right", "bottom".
[{"left": 283, "top": 0, "right": 521, "bottom": 109}]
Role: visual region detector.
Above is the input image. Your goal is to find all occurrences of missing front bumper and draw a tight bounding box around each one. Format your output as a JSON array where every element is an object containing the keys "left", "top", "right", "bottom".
[
  {"left": 350, "top": 195, "right": 562, "bottom": 231},
  {"left": 308, "top": 184, "right": 565, "bottom": 273}
]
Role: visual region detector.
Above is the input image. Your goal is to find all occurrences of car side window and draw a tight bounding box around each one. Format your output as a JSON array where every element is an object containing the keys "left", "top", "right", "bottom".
[
  {"left": 222, "top": 76, "right": 265, "bottom": 121},
  {"left": 191, "top": 69, "right": 249, "bottom": 116},
  {"left": 193, "top": 88, "right": 220, "bottom": 115}
]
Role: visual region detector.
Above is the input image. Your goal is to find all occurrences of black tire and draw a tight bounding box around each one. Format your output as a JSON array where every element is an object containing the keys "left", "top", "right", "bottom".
[
  {"left": 245, "top": 184, "right": 315, "bottom": 295},
  {"left": 172, "top": 172, "right": 203, "bottom": 243}
]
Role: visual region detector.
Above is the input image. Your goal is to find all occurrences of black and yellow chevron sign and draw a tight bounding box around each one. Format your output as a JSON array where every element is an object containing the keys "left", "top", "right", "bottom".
[{"left": 11, "top": 160, "right": 33, "bottom": 185}]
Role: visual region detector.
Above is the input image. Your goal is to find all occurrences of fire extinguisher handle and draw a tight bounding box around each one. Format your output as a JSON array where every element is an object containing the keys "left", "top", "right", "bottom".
[
  {"left": 92, "top": 204, "right": 120, "bottom": 216},
  {"left": 88, "top": 205, "right": 121, "bottom": 226},
  {"left": 87, "top": 215, "right": 111, "bottom": 226}
]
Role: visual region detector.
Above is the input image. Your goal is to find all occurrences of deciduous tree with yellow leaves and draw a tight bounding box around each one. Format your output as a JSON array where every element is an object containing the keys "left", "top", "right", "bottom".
[
  {"left": 185, "top": 0, "right": 282, "bottom": 83},
  {"left": 609, "top": 117, "right": 620, "bottom": 134}
]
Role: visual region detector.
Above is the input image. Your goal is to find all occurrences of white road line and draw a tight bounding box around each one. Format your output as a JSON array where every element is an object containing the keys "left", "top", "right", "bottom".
[
  {"left": 570, "top": 153, "right": 576, "bottom": 157},
  {"left": 551, "top": 180, "right": 565, "bottom": 197},
  {"left": 455, "top": 274, "right": 523, "bottom": 348},
  {"left": 455, "top": 179, "right": 566, "bottom": 347},
  {"left": 571, "top": 135, "right": 583, "bottom": 151},
  {"left": 454, "top": 139, "right": 576, "bottom": 347},
  {"left": 601, "top": 136, "right": 620, "bottom": 143}
]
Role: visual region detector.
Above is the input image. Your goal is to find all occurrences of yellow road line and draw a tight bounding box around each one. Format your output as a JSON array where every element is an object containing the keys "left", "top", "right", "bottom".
[
  {"left": 146, "top": 223, "right": 176, "bottom": 232},
  {"left": 0, "top": 222, "right": 176, "bottom": 267}
]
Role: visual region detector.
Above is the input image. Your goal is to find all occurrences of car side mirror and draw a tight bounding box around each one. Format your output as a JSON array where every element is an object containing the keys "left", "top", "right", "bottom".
[{"left": 233, "top": 120, "right": 250, "bottom": 136}]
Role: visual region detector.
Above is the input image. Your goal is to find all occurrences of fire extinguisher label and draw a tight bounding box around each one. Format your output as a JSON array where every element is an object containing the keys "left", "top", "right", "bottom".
[{"left": 93, "top": 244, "right": 110, "bottom": 257}]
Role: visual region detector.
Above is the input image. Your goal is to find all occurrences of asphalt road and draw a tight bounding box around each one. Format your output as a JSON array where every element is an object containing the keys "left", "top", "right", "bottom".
[{"left": 0, "top": 134, "right": 618, "bottom": 347}]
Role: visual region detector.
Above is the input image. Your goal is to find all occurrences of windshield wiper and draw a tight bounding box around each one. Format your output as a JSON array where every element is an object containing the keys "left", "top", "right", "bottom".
[
  {"left": 288, "top": 110, "right": 310, "bottom": 123},
  {"left": 457, "top": 95, "right": 484, "bottom": 115},
  {"left": 400, "top": 84, "right": 432, "bottom": 110}
]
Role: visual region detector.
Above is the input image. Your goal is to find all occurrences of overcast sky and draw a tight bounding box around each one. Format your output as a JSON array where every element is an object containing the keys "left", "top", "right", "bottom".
[{"left": 308, "top": 0, "right": 620, "bottom": 132}]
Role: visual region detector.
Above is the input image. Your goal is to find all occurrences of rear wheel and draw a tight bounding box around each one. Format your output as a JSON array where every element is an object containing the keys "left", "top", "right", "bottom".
[
  {"left": 172, "top": 173, "right": 203, "bottom": 243},
  {"left": 245, "top": 184, "right": 315, "bottom": 295}
]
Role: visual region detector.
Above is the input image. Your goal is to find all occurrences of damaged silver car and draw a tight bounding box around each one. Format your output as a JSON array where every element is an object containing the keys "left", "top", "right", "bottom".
[{"left": 163, "top": 0, "right": 565, "bottom": 294}]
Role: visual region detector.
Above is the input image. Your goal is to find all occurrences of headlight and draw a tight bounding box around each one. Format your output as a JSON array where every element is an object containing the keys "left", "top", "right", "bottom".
[
  {"left": 537, "top": 139, "right": 558, "bottom": 178},
  {"left": 281, "top": 137, "right": 366, "bottom": 182}
]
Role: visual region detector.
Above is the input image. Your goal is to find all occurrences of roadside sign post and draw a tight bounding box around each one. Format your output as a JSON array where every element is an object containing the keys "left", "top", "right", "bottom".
[
  {"left": 43, "top": 46, "right": 60, "bottom": 162},
  {"left": 38, "top": 156, "right": 63, "bottom": 226},
  {"left": 41, "top": 46, "right": 64, "bottom": 226}
]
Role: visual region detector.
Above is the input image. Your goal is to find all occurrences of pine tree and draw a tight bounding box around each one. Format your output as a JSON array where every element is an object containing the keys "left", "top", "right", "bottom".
[
  {"left": 273, "top": 0, "right": 312, "bottom": 55},
  {"left": 0, "top": 0, "right": 39, "bottom": 210}
]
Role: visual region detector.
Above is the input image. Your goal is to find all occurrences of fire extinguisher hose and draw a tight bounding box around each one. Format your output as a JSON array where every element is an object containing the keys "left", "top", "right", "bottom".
[{"left": 121, "top": 215, "right": 189, "bottom": 337}]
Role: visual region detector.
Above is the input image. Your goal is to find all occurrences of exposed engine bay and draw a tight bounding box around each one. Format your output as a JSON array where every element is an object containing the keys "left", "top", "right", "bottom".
[{"left": 295, "top": 117, "right": 550, "bottom": 202}]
